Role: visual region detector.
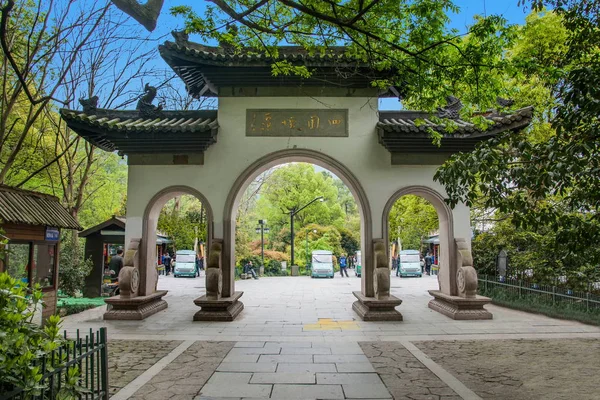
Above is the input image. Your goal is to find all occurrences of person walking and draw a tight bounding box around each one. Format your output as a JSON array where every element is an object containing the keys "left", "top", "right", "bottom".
[
  {"left": 162, "top": 252, "right": 172, "bottom": 276},
  {"left": 339, "top": 254, "right": 349, "bottom": 277},
  {"left": 109, "top": 248, "right": 124, "bottom": 278},
  {"left": 244, "top": 260, "right": 259, "bottom": 279},
  {"left": 195, "top": 254, "right": 201, "bottom": 277},
  {"left": 425, "top": 252, "right": 432, "bottom": 275}
]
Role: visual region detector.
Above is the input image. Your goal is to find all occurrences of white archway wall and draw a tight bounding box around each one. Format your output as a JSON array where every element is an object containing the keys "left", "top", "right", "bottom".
[{"left": 124, "top": 96, "right": 472, "bottom": 294}]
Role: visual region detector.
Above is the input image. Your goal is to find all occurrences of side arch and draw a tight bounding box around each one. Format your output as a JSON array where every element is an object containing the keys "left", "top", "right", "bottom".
[
  {"left": 139, "top": 185, "right": 214, "bottom": 295},
  {"left": 222, "top": 148, "right": 374, "bottom": 297},
  {"left": 382, "top": 185, "right": 457, "bottom": 295}
]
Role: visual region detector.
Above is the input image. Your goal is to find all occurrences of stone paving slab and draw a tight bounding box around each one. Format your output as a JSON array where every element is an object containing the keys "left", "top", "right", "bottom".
[
  {"left": 250, "top": 372, "right": 316, "bottom": 384},
  {"left": 276, "top": 362, "right": 337, "bottom": 373},
  {"left": 317, "top": 373, "right": 383, "bottom": 385},
  {"left": 270, "top": 383, "right": 345, "bottom": 399},
  {"left": 128, "top": 341, "right": 234, "bottom": 400},
  {"left": 108, "top": 340, "right": 182, "bottom": 397},
  {"left": 359, "top": 341, "right": 461, "bottom": 400},
  {"left": 217, "top": 362, "right": 278, "bottom": 372},
  {"left": 342, "top": 384, "right": 392, "bottom": 399},
  {"left": 415, "top": 338, "right": 600, "bottom": 400}
]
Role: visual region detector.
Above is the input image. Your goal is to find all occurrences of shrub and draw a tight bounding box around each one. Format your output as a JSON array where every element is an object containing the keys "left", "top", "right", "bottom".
[
  {"left": 59, "top": 232, "right": 93, "bottom": 297},
  {"left": 0, "top": 272, "right": 81, "bottom": 397}
]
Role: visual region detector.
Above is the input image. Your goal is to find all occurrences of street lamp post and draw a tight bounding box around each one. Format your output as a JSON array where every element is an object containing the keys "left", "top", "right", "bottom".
[
  {"left": 289, "top": 196, "right": 323, "bottom": 267},
  {"left": 255, "top": 219, "right": 269, "bottom": 269},
  {"left": 306, "top": 228, "right": 318, "bottom": 269}
]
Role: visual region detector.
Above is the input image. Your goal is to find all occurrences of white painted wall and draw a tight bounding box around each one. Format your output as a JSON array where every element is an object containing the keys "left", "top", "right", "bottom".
[{"left": 125, "top": 96, "right": 472, "bottom": 248}]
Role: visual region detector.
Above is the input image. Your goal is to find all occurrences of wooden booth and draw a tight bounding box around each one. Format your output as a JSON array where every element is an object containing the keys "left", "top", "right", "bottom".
[
  {"left": 0, "top": 185, "right": 81, "bottom": 321},
  {"left": 79, "top": 216, "right": 171, "bottom": 297}
]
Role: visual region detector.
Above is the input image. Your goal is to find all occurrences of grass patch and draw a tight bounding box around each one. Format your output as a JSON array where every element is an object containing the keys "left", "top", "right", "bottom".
[
  {"left": 57, "top": 297, "right": 105, "bottom": 316},
  {"left": 480, "top": 287, "right": 600, "bottom": 326}
]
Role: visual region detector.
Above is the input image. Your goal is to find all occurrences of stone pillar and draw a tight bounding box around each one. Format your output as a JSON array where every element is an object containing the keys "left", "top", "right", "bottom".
[
  {"left": 194, "top": 239, "right": 244, "bottom": 321},
  {"left": 353, "top": 239, "right": 402, "bottom": 321},
  {"left": 104, "top": 238, "right": 168, "bottom": 320},
  {"left": 428, "top": 238, "right": 492, "bottom": 320}
]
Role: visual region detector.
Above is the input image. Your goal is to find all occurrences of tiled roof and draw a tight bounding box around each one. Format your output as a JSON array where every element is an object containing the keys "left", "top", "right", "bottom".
[
  {"left": 60, "top": 109, "right": 219, "bottom": 153},
  {"left": 378, "top": 106, "right": 533, "bottom": 135},
  {"left": 0, "top": 185, "right": 81, "bottom": 230},
  {"left": 159, "top": 41, "right": 399, "bottom": 98},
  {"left": 377, "top": 107, "right": 533, "bottom": 153}
]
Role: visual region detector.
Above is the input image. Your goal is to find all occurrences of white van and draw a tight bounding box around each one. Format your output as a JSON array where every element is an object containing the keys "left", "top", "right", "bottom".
[
  {"left": 398, "top": 249, "right": 422, "bottom": 278},
  {"left": 311, "top": 250, "right": 334, "bottom": 279},
  {"left": 173, "top": 250, "right": 197, "bottom": 278}
]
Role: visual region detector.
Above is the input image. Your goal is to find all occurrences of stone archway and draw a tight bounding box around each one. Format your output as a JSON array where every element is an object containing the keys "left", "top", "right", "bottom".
[
  {"left": 221, "top": 148, "right": 373, "bottom": 299},
  {"left": 381, "top": 186, "right": 457, "bottom": 295},
  {"left": 139, "top": 185, "right": 214, "bottom": 296}
]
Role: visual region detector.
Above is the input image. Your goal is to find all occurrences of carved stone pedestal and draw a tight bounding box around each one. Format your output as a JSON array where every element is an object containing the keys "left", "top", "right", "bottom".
[
  {"left": 352, "top": 291, "right": 403, "bottom": 321},
  {"left": 428, "top": 290, "right": 492, "bottom": 320},
  {"left": 104, "top": 290, "right": 168, "bottom": 320},
  {"left": 193, "top": 291, "right": 244, "bottom": 321}
]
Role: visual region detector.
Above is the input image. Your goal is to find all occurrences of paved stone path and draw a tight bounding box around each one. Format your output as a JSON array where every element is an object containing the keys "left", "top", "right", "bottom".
[
  {"left": 360, "top": 342, "right": 461, "bottom": 400},
  {"left": 62, "top": 275, "right": 600, "bottom": 399},
  {"left": 415, "top": 338, "right": 600, "bottom": 400},
  {"left": 108, "top": 340, "right": 182, "bottom": 397}
]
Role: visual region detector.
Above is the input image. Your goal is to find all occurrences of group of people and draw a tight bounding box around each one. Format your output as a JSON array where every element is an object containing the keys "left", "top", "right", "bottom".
[{"left": 338, "top": 254, "right": 356, "bottom": 277}]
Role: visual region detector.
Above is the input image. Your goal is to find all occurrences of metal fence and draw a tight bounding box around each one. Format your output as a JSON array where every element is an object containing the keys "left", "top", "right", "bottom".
[
  {"left": 1, "top": 328, "right": 109, "bottom": 400},
  {"left": 478, "top": 275, "right": 600, "bottom": 312}
]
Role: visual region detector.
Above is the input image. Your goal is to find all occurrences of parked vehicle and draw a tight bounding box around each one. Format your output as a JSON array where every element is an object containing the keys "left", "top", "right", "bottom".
[
  {"left": 398, "top": 249, "right": 422, "bottom": 277},
  {"left": 355, "top": 251, "right": 362, "bottom": 277},
  {"left": 173, "top": 250, "right": 197, "bottom": 277},
  {"left": 311, "top": 250, "right": 334, "bottom": 278}
]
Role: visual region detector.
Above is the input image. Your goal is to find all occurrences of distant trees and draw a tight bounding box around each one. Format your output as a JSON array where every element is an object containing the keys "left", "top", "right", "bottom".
[{"left": 389, "top": 195, "right": 438, "bottom": 252}]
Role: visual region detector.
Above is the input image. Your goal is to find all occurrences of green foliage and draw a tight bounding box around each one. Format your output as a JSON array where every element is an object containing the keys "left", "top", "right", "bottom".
[
  {"left": 157, "top": 195, "right": 207, "bottom": 251},
  {"left": 0, "top": 272, "right": 82, "bottom": 397},
  {"left": 479, "top": 284, "right": 600, "bottom": 326},
  {"left": 58, "top": 231, "right": 93, "bottom": 297},
  {"left": 472, "top": 217, "right": 600, "bottom": 290},
  {"left": 58, "top": 303, "right": 101, "bottom": 316},
  {"left": 172, "top": 0, "right": 516, "bottom": 111},
  {"left": 389, "top": 195, "right": 438, "bottom": 251}
]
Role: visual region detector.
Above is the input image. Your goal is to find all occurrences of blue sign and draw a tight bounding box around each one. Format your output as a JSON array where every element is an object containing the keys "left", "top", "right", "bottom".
[{"left": 45, "top": 227, "right": 59, "bottom": 241}]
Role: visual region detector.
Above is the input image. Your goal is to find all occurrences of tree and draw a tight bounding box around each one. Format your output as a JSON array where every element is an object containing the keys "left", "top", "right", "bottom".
[
  {"left": 113, "top": 0, "right": 515, "bottom": 112},
  {"left": 435, "top": 3, "right": 600, "bottom": 274},
  {"left": 389, "top": 195, "right": 438, "bottom": 251}
]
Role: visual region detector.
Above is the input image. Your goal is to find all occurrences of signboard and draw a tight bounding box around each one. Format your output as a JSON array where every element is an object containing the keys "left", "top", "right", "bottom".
[
  {"left": 246, "top": 109, "right": 348, "bottom": 137},
  {"left": 45, "top": 227, "right": 59, "bottom": 242}
]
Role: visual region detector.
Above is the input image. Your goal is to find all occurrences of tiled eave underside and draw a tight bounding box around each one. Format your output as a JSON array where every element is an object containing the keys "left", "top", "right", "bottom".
[{"left": 61, "top": 112, "right": 218, "bottom": 154}]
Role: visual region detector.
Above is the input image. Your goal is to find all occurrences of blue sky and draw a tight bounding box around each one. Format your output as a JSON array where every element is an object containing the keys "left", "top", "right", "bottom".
[{"left": 133, "top": 1, "right": 532, "bottom": 110}]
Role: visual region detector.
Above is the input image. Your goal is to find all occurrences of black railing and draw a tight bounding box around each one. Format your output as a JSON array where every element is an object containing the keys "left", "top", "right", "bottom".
[
  {"left": 478, "top": 275, "right": 600, "bottom": 312},
  {"left": 1, "top": 328, "right": 108, "bottom": 400}
]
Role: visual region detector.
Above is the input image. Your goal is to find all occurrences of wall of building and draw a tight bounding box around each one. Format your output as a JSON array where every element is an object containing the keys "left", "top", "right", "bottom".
[{"left": 125, "top": 96, "right": 471, "bottom": 256}]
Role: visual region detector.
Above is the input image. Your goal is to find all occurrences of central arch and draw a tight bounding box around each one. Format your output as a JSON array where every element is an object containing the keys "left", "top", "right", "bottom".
[
  {"left": 222, "top": 148, "right": 373, "bottom": 298},
  {"left": 381, "top": 185, "right": 457, "bottom": 295}
]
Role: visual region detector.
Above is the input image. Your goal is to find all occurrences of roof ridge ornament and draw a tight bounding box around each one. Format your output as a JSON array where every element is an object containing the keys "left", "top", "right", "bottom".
[
  {"left": 496, "top": 96, "right": 515, "bottom": 108},
  {"left": 171, "top": 29, "right": 189, "bottom": 45},
  {"left": 436, "top": 96, "right": 463, "bottom": 119},
  {"left": 79, "top": 96, "right": 99, "bottom": 113},
  {"left": 137, "top": 83, "right": 163, "bottom": 118}
]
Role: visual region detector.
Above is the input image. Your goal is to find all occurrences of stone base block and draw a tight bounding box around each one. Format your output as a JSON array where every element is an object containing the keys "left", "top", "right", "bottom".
[
  {"left": 103, "top": 290, "right": 168, "bottom": 320},
  {"left": 428, "top": 290, "right": 493, "bottom": 320},
  {"left": 193, "top": 291, "right": 244, "bottom": 321},
  {"left": 352, "top": 291, "right": 403, "bottom": 321}
]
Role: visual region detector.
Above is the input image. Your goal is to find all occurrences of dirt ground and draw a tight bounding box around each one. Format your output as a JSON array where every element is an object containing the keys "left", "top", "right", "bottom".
[{"left": 415, "top": 338, "right": 600, "bottom": 400}]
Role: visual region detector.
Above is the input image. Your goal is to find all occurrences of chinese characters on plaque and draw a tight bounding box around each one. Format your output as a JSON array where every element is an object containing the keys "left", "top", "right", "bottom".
[{"left": 246, "top": 109, "right": 348, "bottom": 137}]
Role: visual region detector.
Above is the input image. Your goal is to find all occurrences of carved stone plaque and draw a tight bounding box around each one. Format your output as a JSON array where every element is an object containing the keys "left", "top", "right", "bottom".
[{"left": 246, "top": 109, "right": 348, "bottom": 137}]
